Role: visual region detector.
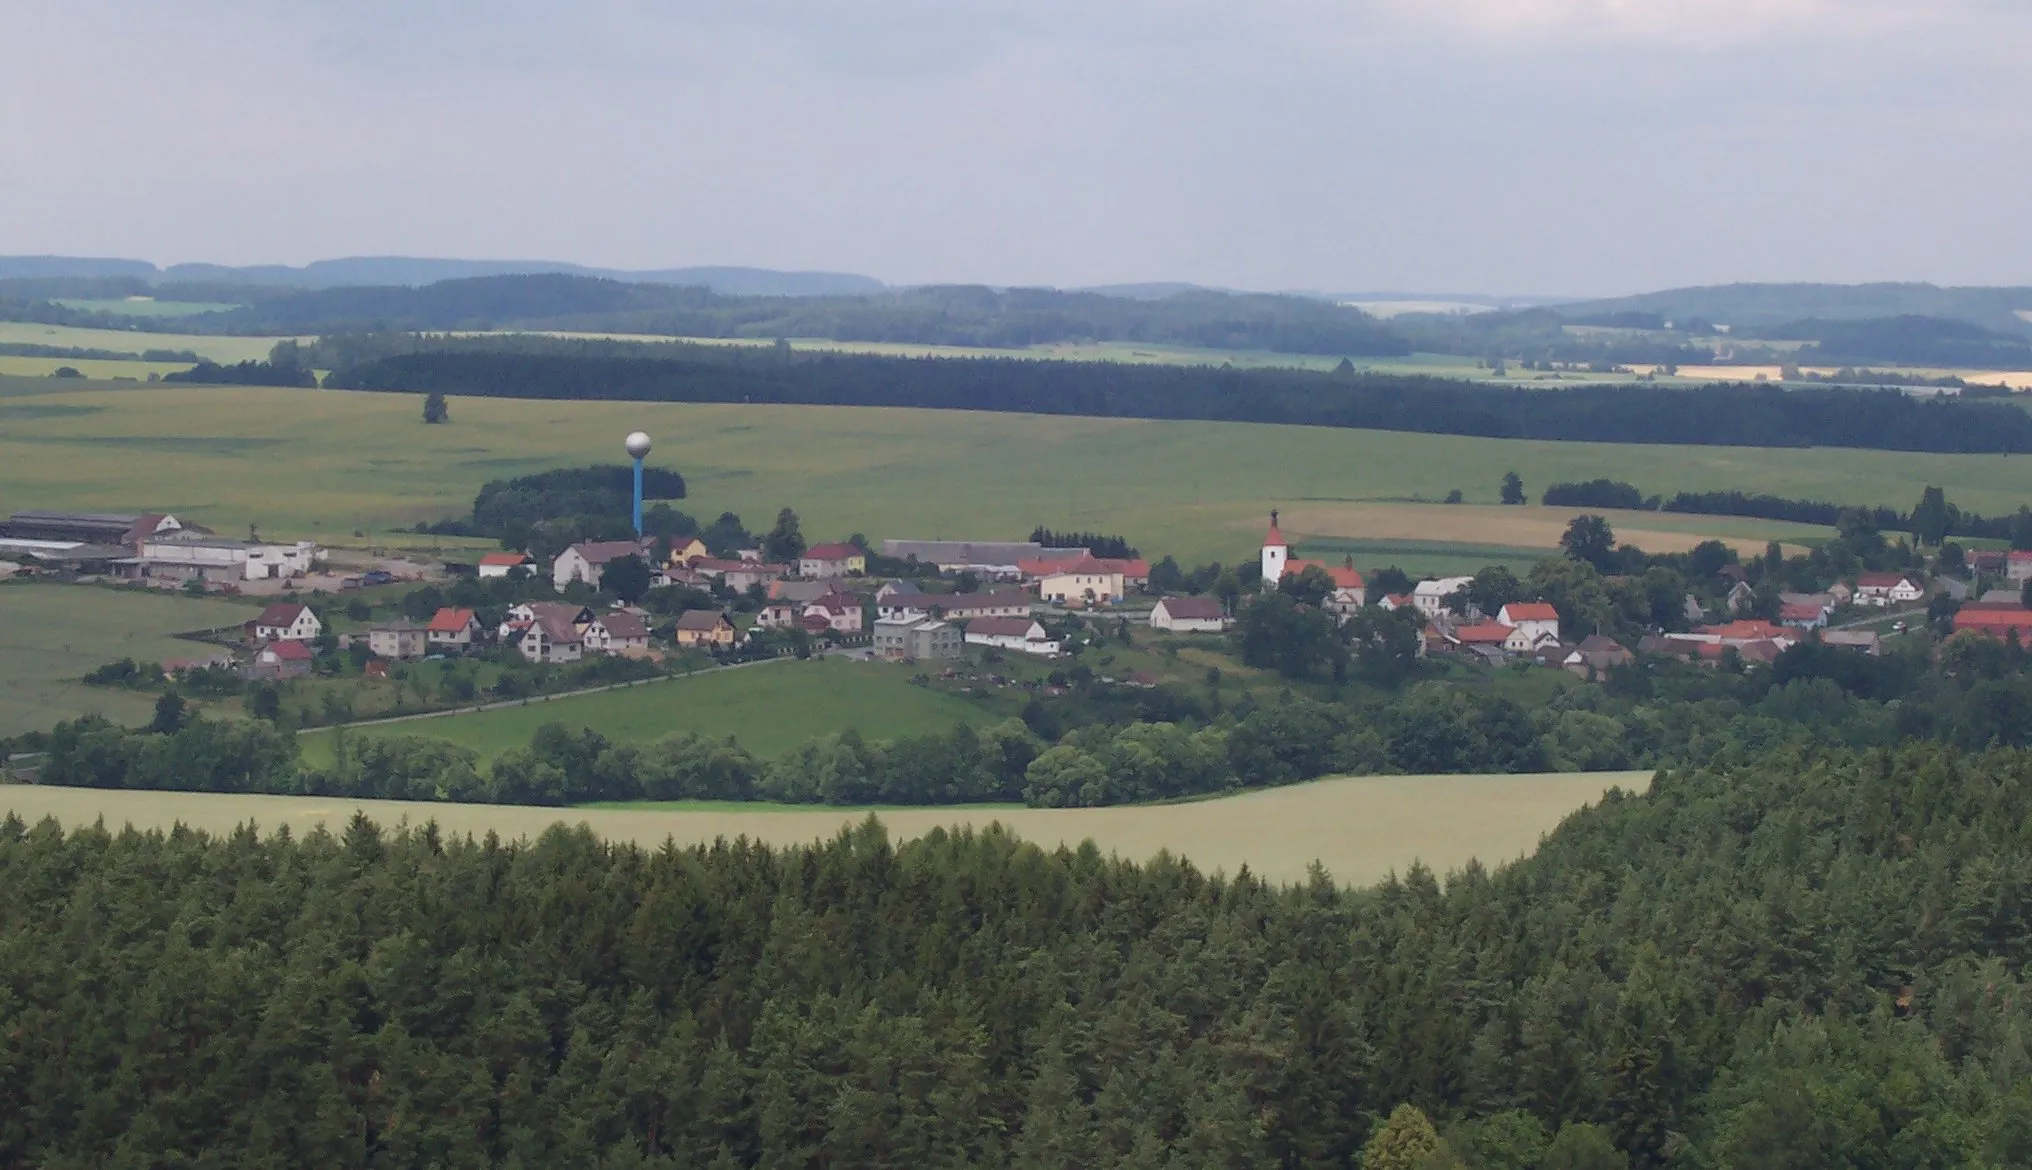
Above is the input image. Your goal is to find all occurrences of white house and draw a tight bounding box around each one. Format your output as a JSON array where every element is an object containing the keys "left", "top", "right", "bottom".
[
  {"left": 804, "top": 593, "right": 863, "bottom": 634},
  {"left": 1496, "top": 602, "right": 1561, "bottom": 645},
  {"left": 253, "top": 602, "right": 322, "bottom": 643},
  {"left": 1037, "top": 557, "right": 1124, "bottom": 606},
  {"left": 507, "top": 614, "right": 583, "bottom": 663},
  {"left": 584, "top": 611, "right": 652, "bottom": 657},
  {"left": 1503, "top": 625, "right": 1560, "bottom": 654},
  {"left": 552, "top": 540, "right": 648, "bottom": 590},
  {"left": 426, "top": 607, "right": 484, "bottom": 648},
  {"left": 477, "top": 552, "right": 535, "bottom": 579},
  {"left": 964, "top": 617, "right": 1060, "bottom": 656},
  {"left": 1149, "top": 596, "right": 1229, "bottom": 633},
  {"left": 1854, "top": 573, "right": 1924, "bottom": 607},
  {"left": 1413, "top": 577, "right": 1474, "bottom": 617}
]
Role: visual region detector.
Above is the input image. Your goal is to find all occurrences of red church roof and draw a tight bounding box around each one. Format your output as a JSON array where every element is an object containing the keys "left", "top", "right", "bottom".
[{"left": 1262, "top": 520, "right": 1288, "bottom": 548}]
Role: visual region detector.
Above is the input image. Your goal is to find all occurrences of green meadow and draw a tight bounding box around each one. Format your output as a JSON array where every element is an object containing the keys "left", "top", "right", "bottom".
[
  {"left": 298, "top": 657, "right": 991, "bottom": 766},
  {"left": 0, "top": 583, "right": 260, "bottom": 737},
  {"left": 2, "top": 375, "right": 2016, "bottom": 568},
  {"left": 0, "top": 323, "right": 305, "bottom": 365}
]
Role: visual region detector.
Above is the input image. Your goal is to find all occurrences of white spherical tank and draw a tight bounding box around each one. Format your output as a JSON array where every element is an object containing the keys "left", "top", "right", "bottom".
[{"left": 624, "top": 431, "right": 652, "bottom": 460}]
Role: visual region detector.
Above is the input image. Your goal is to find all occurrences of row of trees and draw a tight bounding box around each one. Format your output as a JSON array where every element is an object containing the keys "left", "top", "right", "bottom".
[{"left": 7, "top": 741, "right": 2032, "bottom": 1164}]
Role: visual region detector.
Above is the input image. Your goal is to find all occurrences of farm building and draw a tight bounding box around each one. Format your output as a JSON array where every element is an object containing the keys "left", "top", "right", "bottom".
[
  {"left": 0, "top": 510, "right": 184, "bottom": 547},
  {"left": 1149, "top": 596, "right": 1228, "bottom": 633},
  {"left": 873, "top": 616, "right": 963, "bottom": 661},
  {"left": 936, "top": 592, "right": 1034, "bottom": 621},
  {"left": 963, "top": 616, "right": 1059, "bottom": 656},
  {"left": 248, "top": 639, "right": 313, "bottom": 679},
  {"left": 799, "top": 543, "right": 866, "bottom": 579},
  {"left": 1952, "top": 608, "right": 2032, "bottom": 640},
  {"left": 252, "top": 603, "right": 322, "bottom": 643},
  {"left": 367, "top": 620, "right": 428, "bottom": 661},
  {"left": 476, "top": 552, "right": 534, "bottom": 579},
  {"left": 674, "top": 610, "right": 738, "bottom": 648}
]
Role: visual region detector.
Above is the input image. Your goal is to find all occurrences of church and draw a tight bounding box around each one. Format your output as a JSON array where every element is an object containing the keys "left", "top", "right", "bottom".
[{"left": 1260, "top": 511, "right": 1366, "bottom": 612}]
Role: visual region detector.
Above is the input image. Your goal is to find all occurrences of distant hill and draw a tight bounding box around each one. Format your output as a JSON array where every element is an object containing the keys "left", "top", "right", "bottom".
[
  {"left": 0, "top": 255, "right": 886, "bottom": 297},
  {"left": 1554, "top": 282, "right": 2032, "bottom": 337}
]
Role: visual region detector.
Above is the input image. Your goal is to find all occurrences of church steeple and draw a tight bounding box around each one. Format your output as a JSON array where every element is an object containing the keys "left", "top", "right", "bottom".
[{"left": 1261, "top": 510, "right": 1288, "bottom": 583}]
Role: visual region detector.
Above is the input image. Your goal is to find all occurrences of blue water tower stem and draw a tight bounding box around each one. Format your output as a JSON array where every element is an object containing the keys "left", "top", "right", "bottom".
[{"left": 632, "top": 456, "right": 645, "bottom": 536}]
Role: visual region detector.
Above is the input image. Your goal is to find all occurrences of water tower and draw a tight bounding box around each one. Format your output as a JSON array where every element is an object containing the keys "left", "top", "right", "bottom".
[{"left": 624, "top": 431, "right": 652, "bottom": 536}]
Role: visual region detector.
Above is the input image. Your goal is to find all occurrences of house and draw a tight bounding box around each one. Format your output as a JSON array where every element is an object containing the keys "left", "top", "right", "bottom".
[
  {"left": 366, "top": 620, "right": 428, "bottom": 660},
  {"left": 691, "top": 558, "right": 789, "bottom": 593},
  {"left": 1448, "top": 622, "right": 1514, "bottom": 651},
  {"left": 248, "top": 638, "right": 313, "bottom": 679},
  {"left": 553, "top": 540, "right": 649, "bottom": 590},
  {"left": 1413, "top": 577, "right": 1474, "bottom": 618},
  {"left": 674, "top": 610, "right": 738, "bottom": 648},
  {"left": 755, "top": 601, "right": 803, "bottom": 629},
  {"left": 1529, "top": 641, "right": 1574, "bottom": 670},
  {"left": 426, "top": 607, "right": 483, "bottom": 649},
  {"left": 1038, "top": 556, "right": 1125, "bottom": 607},
  {"left": 585, "top": 611, "right": 652, "bottom": 657},
  {"left": 477, "top": 551, "right": 535, "bottom": 579},
  {"left": 1778, "top": 602, "right": 1829, "bottom": 630},
  {"left": 2010, "top": 551, "right": 2032, "bottom": 582},
  {"left": 1779, "top": 591, "right": 1837, "bottom": 612},
  {"left": 1504, "top": 625, "right": 1560, "bottom": 654},
  {"left": 1378, "top": 593, "right": 1415, "bottom": 612},
  {"left": 1149, "top": 596, "right": 1229, "bottom": 633},
  {"left": 1952, "top": 608, "right": 2032, "bottom": 641},
  {"left": 872, "top": 616, "right": 964, "bottom": 660},
  {"left": 1564, "top": 634, "right": 1634, "bottom": 678},
  {"left": 1820, "top": 629, "right": 1882, "bottom": 655},
  {"left": 803, "top": 593, "right": 864, "bottom": 634},
  {"left": 936, "top": 592, "right": 1034, "bottom": 621},
  {"left": 507, "top": 614, "right": 584, "bottom": 663},
  {"left": 1726, "top": 580, "right": 1756, "bottom": 615},
  {"left": 1098, "top": 558, "right": 1151, "bottom": 590},
  {"left": 505, "top": 601, "right": 595, "bottom": 637},
  {"left": 1854, "top": 573, "right": 1923, "bottom": 607},
  {"left": 253, "top": 603, "right": 322, "bottom": 643},
  {"left": 1967, "top": 549, "right": 2008, "bottom": 577},
  {"left": 660, "top": 536, "right": 709, "bottom": 566},
  {"left": 1683, "top": 594, "right": 1708, "bottom": 625},
  {"left": 964, "top": 616, "right": 1060, "bottom": 656},
  {"left": 1827, "top": 581, "right": 1854, "bottom": 606},
  {"left": 799, "top": 542, "right": 866, "bottom": 579},
  {"left": 1496, "top": 602, "right": 1561, "bottom": 645}
]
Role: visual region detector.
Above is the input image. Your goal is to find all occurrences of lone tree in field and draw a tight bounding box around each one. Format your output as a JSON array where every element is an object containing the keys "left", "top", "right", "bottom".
[
  {"left": 423, "top": 391, "right": 449, "bottom": 424},
  {"left": 1501, "top": 470, "right": 1526, "bottom": 505}
]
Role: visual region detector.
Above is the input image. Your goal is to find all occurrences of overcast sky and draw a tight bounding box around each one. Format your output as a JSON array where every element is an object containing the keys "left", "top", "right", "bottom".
[{"left": 4, "top": 0, "right": 2026, "bottom": 295}]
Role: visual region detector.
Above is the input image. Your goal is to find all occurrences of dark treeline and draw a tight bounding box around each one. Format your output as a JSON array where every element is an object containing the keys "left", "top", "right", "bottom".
[
  {"left": 1743, "top": 314, "right": 2032, "bottom": 368},
  {"left": 1540, "top": 479, "right": 1650, "bottom": 510},
  {"left": 6, "top": 742, "right": 2032, "bottom": 1164},
  {"left": 161, "top": 355, "right": 317, "bottom": 388},
  {"left": 114, "top": 274, "right": 1413, "bottom": 356},
  {"left": 1028, "top": 528, "right": 1139, "bottom": 558},
  {"left": 320, "top": 343, "right": 2032, "bottom": 453}
]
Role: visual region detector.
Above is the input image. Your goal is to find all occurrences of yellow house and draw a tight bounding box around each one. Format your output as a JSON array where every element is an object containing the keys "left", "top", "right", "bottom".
[
  {"left": 1038, "top": 556, "right": 1124, "bottom": 607},
  {"left": 799, "top": 542, "right": 867, "bottom": 578},
  {"left": 673, "top": 609, "right": 738, "bottom": 647},
  {"left": 662, "top": 536, "right": 710, "bottom": 567}
]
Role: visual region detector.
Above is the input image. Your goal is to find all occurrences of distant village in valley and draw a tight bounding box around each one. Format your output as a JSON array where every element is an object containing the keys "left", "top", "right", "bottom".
[{"left": 4, "top": 481, "right": 2023, "bottom": 704}]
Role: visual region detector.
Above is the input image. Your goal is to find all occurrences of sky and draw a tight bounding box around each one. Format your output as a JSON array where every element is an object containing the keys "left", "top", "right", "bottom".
[{"left": 3, "top": 0, "right": 2027, "bottom": 296}]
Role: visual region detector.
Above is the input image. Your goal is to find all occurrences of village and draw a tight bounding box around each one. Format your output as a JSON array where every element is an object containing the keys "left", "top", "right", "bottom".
[{"left": 9, "top": 501, "right": 2032, "bottom": 698}]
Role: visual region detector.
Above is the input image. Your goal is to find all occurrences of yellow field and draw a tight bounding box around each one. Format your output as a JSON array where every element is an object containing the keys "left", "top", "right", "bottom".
[
  {"left": 1277, "top": 503, "right": 1824, "bottom": 557},
  {"left": 0, "top": 357, "right": 195, "bottom": 380},
  {"left": 0, "top": 322, "right": 308, "bottom": 365},
  {"left": 0, "top": 770, "right": 1637, "bottom": 887}
]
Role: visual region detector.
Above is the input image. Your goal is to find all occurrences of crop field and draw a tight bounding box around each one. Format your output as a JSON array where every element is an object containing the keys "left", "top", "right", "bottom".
[
  {"left": 0, "top": 323, "right": 304, "bottom": 365},
  {"left": 0, "top": 583, "right": 260, "bottom": 737},
  {"left": 7, "top": 376, "right": 2015, "bottom": 569},
  {"left": 0, "top": 769, "right": 1638, "bottom": 887},
  {"left": 297, "top": 657, "right": 991, "bottom": 766},
  {"left": 1282, "top": 503, "right": 1825, "bottom": 561}
]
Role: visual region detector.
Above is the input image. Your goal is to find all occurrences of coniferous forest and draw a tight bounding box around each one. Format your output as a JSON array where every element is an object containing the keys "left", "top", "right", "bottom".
[{"left": 3, "top": 743, "right": 2030, "bottom": 1166}]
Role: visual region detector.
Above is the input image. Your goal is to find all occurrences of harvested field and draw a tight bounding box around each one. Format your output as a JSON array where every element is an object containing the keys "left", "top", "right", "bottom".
[
  {"left": 1275, "top": 503, "right": 1823, "bottom": 558},
  {"left": 0, "top": 770, "right": 1638, "bottom": 887}
]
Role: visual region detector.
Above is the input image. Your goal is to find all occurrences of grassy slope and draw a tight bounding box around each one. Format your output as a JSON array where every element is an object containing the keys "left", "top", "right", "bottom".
[
  {"left": 0, "top": 323, "right": 304, "bottom": 364},
  {"left": 298, "top": 658, "right": 991, "bottom": 765},
  {"left": 0, "top": 583, "right": 261, "bottom": 737},
  {"left": 3, "top": 379, "right": 2016, "bottom": 569}
]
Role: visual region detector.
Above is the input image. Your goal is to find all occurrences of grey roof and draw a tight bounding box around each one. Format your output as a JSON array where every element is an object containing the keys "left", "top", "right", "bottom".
[{"left": 1156, "top": 596, "right": 1225, "bottom": 620}]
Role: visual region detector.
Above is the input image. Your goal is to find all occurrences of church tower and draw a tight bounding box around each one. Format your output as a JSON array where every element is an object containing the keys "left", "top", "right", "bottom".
[{"left": 1261, "top": 510, "right": 1288, "bottom": 585}]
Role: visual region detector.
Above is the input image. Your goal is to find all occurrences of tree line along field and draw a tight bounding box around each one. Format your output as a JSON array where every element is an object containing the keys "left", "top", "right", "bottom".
[
  {"left": 0, "top": 768, "right": 1632, "bottom": 888},
  {"left": 296, "top": 658, "right": 991, "bottom": 767},
  {"left": 0, "top": 583, "right": 261, "bottom": 737},
  {"left": 5, "top": 376, "right": 2025, "bottom": 570}
]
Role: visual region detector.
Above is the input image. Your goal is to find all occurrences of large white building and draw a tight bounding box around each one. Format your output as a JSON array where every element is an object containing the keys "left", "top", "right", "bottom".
[
  {"left": 1413, "top": 577, "right": 1474, "bottom": 617},
  {"left": 132, "top": 532, "right": 320, "bottom": 582}
]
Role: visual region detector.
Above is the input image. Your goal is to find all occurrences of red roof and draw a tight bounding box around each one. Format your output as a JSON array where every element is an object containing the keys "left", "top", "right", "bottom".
[
  {"left": 261, "top": 639, "right": 313, "bottom": 661},
  {"left": 1453, "top": 622, "right": 1514, "bottom": 645},
  {"left": 1263, "top": 520, "right": 1287, "bottom": 549},
  {"left": 479, "top": 552, "right": 530, "bottom": 567},
  {"left": 255, "top": 603, "right": 309, "bottom": 627},
  {"left": 807, "top": 592, "right": 860, "bottom": 615},
  {"left": 1696, "top": 620, "right": 1790, "bottom": 641},
  {"left": 2011, "top": 551, "right": 2032, "bottom": 562},
  {"left": 1097, "top": 557, "right": 1151, "bottom": 578},
  {"left": 804, "top": 543, "right": 861, "bottom": 560},
  {"left": 1500, "top": 602, "right": 1559, "bottom": 623},
  {"left": 1856, "top": 573, "right": 1915, "bottom": 589},
  {"left": 1018, "top": 555, "right": 1086, "bottom": 578},
  {"left": 426, "top": 607, "right": 477, "bottom": 633},
  {"left": 1779, "top": 603, "right": 1826, "bottom": 622},
  {"left": 1954, "top": 608, "right": 2032, "bottom": 636},
  {"left": 1288, "top": 560, "right": 1364, "bottom": 589}
]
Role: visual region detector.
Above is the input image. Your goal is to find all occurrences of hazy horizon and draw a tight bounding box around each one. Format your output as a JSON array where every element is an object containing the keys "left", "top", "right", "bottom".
[{"left": 7, "top": 1, "right": 2028, "bottom": 297}]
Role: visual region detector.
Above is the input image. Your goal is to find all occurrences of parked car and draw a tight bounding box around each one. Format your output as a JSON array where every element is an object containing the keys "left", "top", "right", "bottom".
[{"left": 362, "top": 570, "right": 395, "bottom": 586}]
